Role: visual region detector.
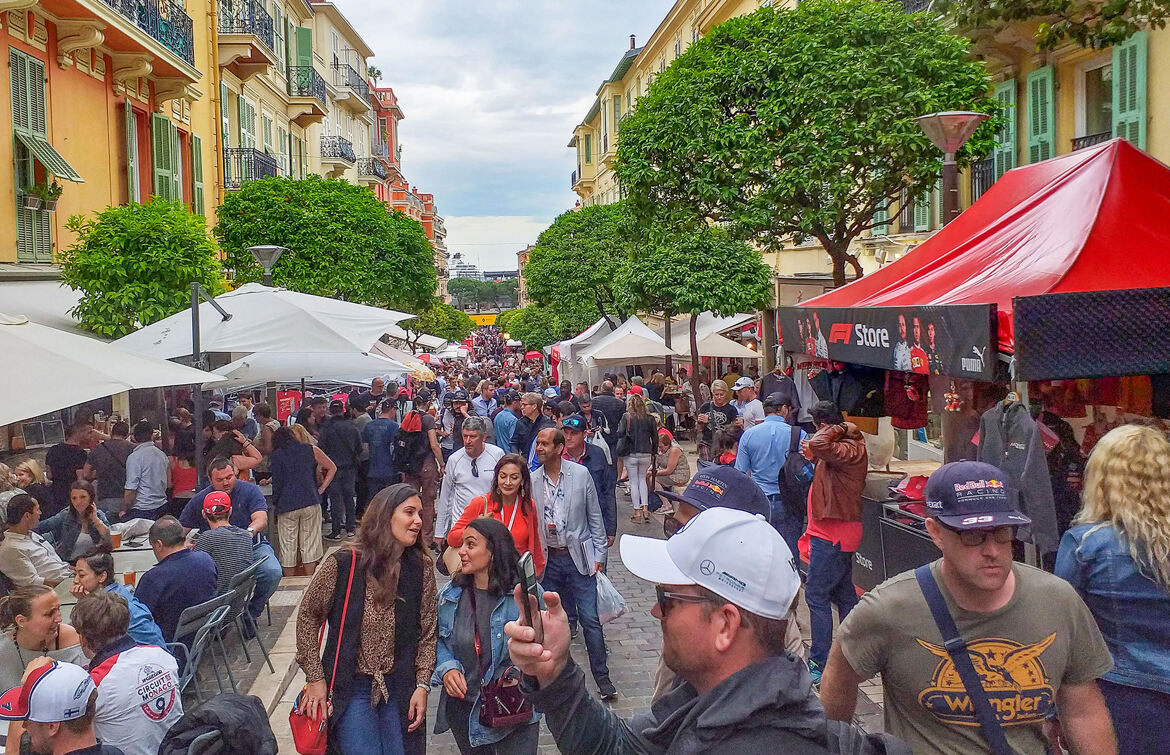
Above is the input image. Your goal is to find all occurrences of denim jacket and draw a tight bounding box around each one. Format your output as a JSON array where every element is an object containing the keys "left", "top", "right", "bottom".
[
  {"left": 431, "top": 581, "right": 541, "bottom": 746},
  {"left": 1055, "top": 523, "right": 1170, "bottom": 694}
]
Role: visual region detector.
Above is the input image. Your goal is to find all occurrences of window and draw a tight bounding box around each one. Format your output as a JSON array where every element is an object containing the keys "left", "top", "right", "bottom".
[
  {"left": 674, "top": 39, "right": 681, "bottom": 58},
  {"left": 692, "top": 27, "right": 699, "bottom": 42},
  {"left": 219, "top": 82, "right": 231, "bottom": 152},
  {"left": 992, "top": 79, "right": 1016, "bottom": 179},
  {"left": 262, "top": 112, "right": 274, "bottom": 155},
  {"left": 273, "top": 4, "right": 286, "bottom": 69},
  {"left": 584, "top": 134, "right": 592, "bottom": 164},
  {"left": 150, "top": 113, "right": 181, "bottom": 202},
  {"left": 331, "top": 31, "right": 339, "bottom": 65},
  {"left": 191, "top": 133, "right": 205, "bottom": 216},
  {"left": 1078, "top": 60, "right": 1112, "bottom": 137},
  {"left": 1112, "top": 31, "right": 1148, "bottom": 147},
  {"left": 659, "top": 58, "right": 665, "bottom": 73},
  {"left": 277, "top": 125, "right": 289, "bottom": 175},
  {"left": 124, "top": 100, "right": 140, "bottom": 203},
  {"left": 613, "top": 95, "right": 622, "bottom": 131}
]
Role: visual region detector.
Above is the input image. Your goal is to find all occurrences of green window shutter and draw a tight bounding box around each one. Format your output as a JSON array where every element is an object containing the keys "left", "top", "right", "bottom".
[
  {"left": 26, "top": 56, "right": 46, "bottom": 136},
  {"left": 124, "top": 99, "right": 139, "bottom": 203},
  {"left": 220, "top": 82, "right": 231, "bottom": 151},
  {"left": 872, "top": 198, "right": 888, "bottom": 236},
  {"left": 170, "top": 126, "right": 181, "bottom": 203},
  {"left": 1113, "top": 30, "right": 1148, "bottom": 148},
  {"left": 913, "top": 188, "right": 931, "bottom": 231},
  {"left": 10, "top": 49, "right": 30, "bottom": 134},
  {"left": 191, "top": 134, "right": 205, "bottom": 217},
  {"left": 935, "top": 177, "right": 944, "bottom": 228},
  {"left": 295, "top": 27, "right": 313, "bottom": 68},
  {"left": 35, "top": 209, "right": 52, "bottom": 261},
  {"left": 993, "top": 79, "right": 1017, "bottom": 179},
  {"left": 584, "top": 134, "right": 591, "bottom": 163},
  {"left": 152, "top": 113, "right": 173, "bottom": 200},
  {"left": 1026, "top": 66, "right": 1055, "bottom": 163}
]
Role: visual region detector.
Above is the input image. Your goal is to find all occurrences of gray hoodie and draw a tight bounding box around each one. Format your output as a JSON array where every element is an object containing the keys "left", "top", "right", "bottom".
[{"left": 526, "top": 653, "right": 830, "bottom": 754}]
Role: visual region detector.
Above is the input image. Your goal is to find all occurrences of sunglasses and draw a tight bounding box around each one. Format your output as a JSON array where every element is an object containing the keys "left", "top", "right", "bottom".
[
  {"left": 939, "top": 522, "right": 1017, "bottom": 547},
  {"left": 663, "top": 513, "right": 682, "bottom": 538},
  {"left": 471, "top": 457, "right": 479, "bottom": 478},
  {"left": 655, "top": 585, "right": 718, "bottom": 616}
]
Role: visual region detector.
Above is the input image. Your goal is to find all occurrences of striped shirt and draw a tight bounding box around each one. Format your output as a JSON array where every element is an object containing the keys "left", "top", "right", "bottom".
[{"left": 193, "top": 525, "right": 254, "bottom": 594}]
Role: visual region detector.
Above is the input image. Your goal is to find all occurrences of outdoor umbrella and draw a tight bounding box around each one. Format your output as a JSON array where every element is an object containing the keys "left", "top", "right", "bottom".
[
  {"left": 417, "top": 353, "right": 442, "bottom": 365},
  {"left": 0, "top": 313, "right": 224, "bottom": 426},
  {"left": 205, "top": 351, "right": 411, "bottom": 390},
  {"left": 524, "top": 350, "right": 542, "bottom": 360},
  {"left": 112, "top": 283, "right": 414, "bottom": 359}
]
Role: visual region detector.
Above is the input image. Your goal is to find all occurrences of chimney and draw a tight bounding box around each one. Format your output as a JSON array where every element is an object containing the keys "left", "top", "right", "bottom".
[{"left": 630, "top": 34, "right": 636, "bottom": 50}]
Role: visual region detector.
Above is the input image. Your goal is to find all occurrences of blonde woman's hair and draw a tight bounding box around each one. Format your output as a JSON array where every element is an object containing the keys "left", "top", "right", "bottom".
[
  {"left": 289, "top": 423, "right": 314, "bottom": 445},
  {"left": 626, "top": 394, "right": 648, "bottom": 418},
  {"left": 14, "top": 459, "right": 45, "bottom": 485},
  {"left": 1076, "top": 424, "right": 1170, "bottom": 587},
  {"left": 0, "top": 465, "right": 13, "bottom": 493}
]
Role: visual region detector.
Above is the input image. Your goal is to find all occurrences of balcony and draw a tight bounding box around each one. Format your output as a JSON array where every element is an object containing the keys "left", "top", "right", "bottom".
[
  {"left": 357, "top": 157, "right": 387, "bottom": 185},
  {"left": 970, "top": 155, "right": 995, "bottom": 202},
  {"left": 372, "top": 141, "right": 389, "bottom": 160},
  {"left": 1072, "top": 131, "right": 1111, "bottom": 151},
  {"left": 286, "top": 65, "right": 327, "bottom": 126},
  {"left": 95, "top": 0, "right": 196, "bottom": 67},
  {"left": 320, "top": 135, "right": 355, "bottom": 177},
  {"left": 223, "top": 147, "right": 278, "bottom": 189},
  {"left": 332, "top": 62, "right": 372, "bottom": 113},
  {"left": 216, "top": 0, "right": 277, "bottom": 81}
]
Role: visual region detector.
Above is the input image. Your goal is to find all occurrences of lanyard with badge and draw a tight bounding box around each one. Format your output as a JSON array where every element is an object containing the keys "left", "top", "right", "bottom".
[{"left": 543, "top": 472, "right": 565, "bottom": 543}]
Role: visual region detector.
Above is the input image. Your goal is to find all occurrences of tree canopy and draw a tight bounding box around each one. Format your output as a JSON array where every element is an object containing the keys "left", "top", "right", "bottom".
[
  {"left": 407, "top": 302, "right": 475, "bottom": 345},
  {"left": 502, "top": 301, "right": 600, "bottom": 351},
  {"left": 215, "top": 175, "right": 437, "bottom": 312},
  {"left": 59, "top": 199, "right": 223, "bottom": 338},
  {"left": 940, "top": 0, "right": 1166, "bottom": 48},
  {"left": 615, "top": 0, "right": 1000, "bottom": 285},
  {"left": 447, "top": 277, "right": 518, "bottom": 312}
]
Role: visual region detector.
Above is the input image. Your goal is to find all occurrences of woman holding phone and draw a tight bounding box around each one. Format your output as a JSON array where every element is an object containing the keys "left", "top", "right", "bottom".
[
  {"left": 433, "top": 517, "right": 540, "bottom": 754},
  {"left": 446, "top": 454, "right": 544, "bottom": 578},
  {"left": 34, "top": 480, "right": 111, "bottom": 562}
]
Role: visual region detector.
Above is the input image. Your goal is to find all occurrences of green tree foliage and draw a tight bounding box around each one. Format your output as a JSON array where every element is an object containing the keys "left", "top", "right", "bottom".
[
  {"left": 504, "top": 302, "right": 599, "bottom": 351},
  {"left": 59, "top": 199, "right": 223, "bottom": 338},
  {"left": 615, "top": 0, "right": 1000, "bottom": 286},
  {"left": 496, "top": 308, "right": 520, "bottom": 335},
  {"left": 447, "top": 278, "right": 518, "bottom": 311},
  {"left": 215, "top": 176, "right": 436, "bottom": 312},
  {"left": 408, "top": 303, "right": 475, "bottom": 345},
  {"left": 617, "top": 228, "right": 771, "bottom": 400},
  {"left": 940, "top": 0, "right": 1165, "bottom": 49},
  {"left": 524, "top": 203, "right": 634, "bottom": 326}
]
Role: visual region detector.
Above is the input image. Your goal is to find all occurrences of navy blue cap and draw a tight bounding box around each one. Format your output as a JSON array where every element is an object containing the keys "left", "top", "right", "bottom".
[
  {"left": 655, "top": 466, "right": 769, "bottom": 518},
  {"left": 561, "top": 414, "right": 587, "bottom": 432},
  {"left": 924, "top": 461, "right": 1031, "bottom": 529},
  {"left": 450, "top": 390, "right": 469, "bottom": 402}
]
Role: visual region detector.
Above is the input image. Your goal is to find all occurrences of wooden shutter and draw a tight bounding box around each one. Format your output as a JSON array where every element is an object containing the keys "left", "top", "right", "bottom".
[
  {"left": 913, "top": 187, "right": 931, "bottom": 231},
  {"left": 26, "top": 56, "right": 46, "bottom": 136},
  {"left": 35, "top": 210, "right": 52, "bottom": 261},
  {"left": 872, "top": 198, "right": 888, "bottom": 236},
  {"left": 1113, "top": 31, "right": 1148, "bottom": 148},
  {"left": 191, "top": 134, "right": 205, "bottom": 216},
  {"left": 295, "top": 27, "right": 313, "bottom": 68},
  {"left": 11, "top": 50, "right": 50, "bottom": 261},
  {"left": 1026, "top": 66, "right": 1055, "bottom": 163},
  {"left": 124, "top": 100, "right": 139, "bottom": 203},
  {"left": 152, "top": 113, "right": 173, "bottom": 200},
  {"left": 993, "top": 79, "right": 1017, "bottom": 179},
  {"left": 220, "top": 82, "right": 231, "bottom": 151},
  {"left": 10, "top": 50, "right": 30, "bottom": 134},
  {"left": 170, "top": 127, "right": 181, "bottom": 203}
]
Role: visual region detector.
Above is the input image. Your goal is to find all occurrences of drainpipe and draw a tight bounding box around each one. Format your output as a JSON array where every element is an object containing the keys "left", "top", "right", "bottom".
[{"left": 208, "top": 0, "right": 226, "bottom": 210}]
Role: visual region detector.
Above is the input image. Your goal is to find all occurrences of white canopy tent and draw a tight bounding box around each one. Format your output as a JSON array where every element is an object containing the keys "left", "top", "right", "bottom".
[
  {"left": 435, "top": 345, "right": 469, "bottom": 361},
  {"left": 204, "top": 351, "right": 410, "bottom": 390},
  {"left": 384, "top": 324, "right": 448, "bottom": 351},
  {"left": 556, "top": 317, "right": 615, "bottom": 386},
  {"left": 578, "top": 316, "right": 682, "bottom": 367},
  {"left": 371, "top": 341, "right": 429, "bottom": 371},
  {"left": 657, "top": 313, "right": 762, "bottom": 361},
  {"left": 0, "top": 313, "right": 224, "bottom": 426},
  {"left": 112, "top": 283, "right": 414, "bottom": 359}
]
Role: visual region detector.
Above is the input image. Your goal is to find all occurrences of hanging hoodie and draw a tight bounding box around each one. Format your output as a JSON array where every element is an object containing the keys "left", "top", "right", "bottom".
[{"left": 975, "top": 401, "right": 1059, "bottom": 554}]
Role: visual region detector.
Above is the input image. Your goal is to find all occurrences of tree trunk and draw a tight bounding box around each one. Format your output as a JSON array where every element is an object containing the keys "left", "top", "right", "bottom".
[
  {"left": 689, "top": 315, "right": 702, "bottom": 419},
  {"left": 824, "top": 238, "right": 865, "bottom": 288}
]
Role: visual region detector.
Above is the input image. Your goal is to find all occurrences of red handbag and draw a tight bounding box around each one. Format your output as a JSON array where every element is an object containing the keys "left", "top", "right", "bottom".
[{"left": 290, "top": 552, "right": 357, "bottom": 755}]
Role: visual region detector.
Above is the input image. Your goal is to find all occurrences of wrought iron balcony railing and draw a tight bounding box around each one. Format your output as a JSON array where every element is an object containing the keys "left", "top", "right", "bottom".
[
  {"left": 970, "top": 155, "right": 996, "bottom": 202},
  {"left": 571, "top": 170, "right": 577, "bottom": 188},
  {"left": 357, "top": 158, "right": 387, "bottom": 180},
  {"left": 101, "top": 0, "right": 195, "bottom": 65},
  {"left": 223, "top": 147, "right": 278, "bottom": 189},
  {"left": 320, "top": 135, "right": 356, "bottom": 163},
  {"left": 286, "top": 65, "right": 326, "bottom": 105},
  {"left": 1072, "top": 131, "right": 1111, "bottom": 151},
  {"left": 332, "top": 62, "right": 370, "bottom": 101},
  {"left": 217, "top": 0, "right": 274, "bottom": 53},
  {"left": 372, "top": 141, "right": 389, "bottom": 160}
]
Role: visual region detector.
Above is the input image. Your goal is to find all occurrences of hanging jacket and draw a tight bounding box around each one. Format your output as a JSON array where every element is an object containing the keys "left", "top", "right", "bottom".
[
  {"left": 157, "top": 692, "right": 277, "bottom": 755},
  {"left": 976, "top": 402, "right": 1059, "bottom": 553}
]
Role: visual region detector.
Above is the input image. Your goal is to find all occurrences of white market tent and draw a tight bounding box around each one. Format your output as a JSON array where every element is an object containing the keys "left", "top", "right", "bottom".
[
  {"left": 435, "top": 345, "right": 469, "bottom": 361},
  {"left": 371, "top": 341, "right": 429, "bottom": 372},
  {"left": 556, "top": 317, "right": 615, "bottom": 386},
  {"left": 1, "top": 313, "right": 224, "bottom": 426},
  {"left": 205, "top": 351, "right": 410, "bottom": 390},
  {"left": 578, "top": 316, "right": 682, "bottom": 367},
  {"left": 658, "top": 313, "right": 762, "bottom": 360},
  {"left": 113, "top": 283, "right": 414, "bottom": 359},
  {"left": 385, "top": 324, "right": 448, "bottom": 351}
]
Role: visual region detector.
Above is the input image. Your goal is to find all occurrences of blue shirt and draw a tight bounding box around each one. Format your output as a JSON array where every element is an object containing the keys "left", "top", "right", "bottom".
[
  {"left": 134, "top": 548, "right": 217, "bottom": 642},
  {"left": 471, "top": 395, "right": 497, "bottom": 418},
  {"left": 125, "top": 443, "right": 170, "bottom": 512},
  {"left": 492, "top": 409, "right": 518, "bottom": 454},
  {"left": 734, "top": 415, "right": 806, "bottom": 498},
  {"left": 105, "top": 582, "right": 166, "bottom": 649},
  {"left": 363, "top": 417, "right": 400, "bottom": 479},
  {"left": 180, "top": 480, "right": 268, "bottom": 533}
]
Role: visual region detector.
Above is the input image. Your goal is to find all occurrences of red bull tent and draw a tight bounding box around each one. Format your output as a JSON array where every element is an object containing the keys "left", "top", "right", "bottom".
[{"left": 787, "top": 139, "right": 1170, "bottom": 381}]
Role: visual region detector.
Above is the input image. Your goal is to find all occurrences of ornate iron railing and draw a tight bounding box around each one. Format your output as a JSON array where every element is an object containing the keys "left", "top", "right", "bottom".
[
  {"left": 217, "top": 0, "right": 274, "bottom": 52},
  {"left": 223, "top": 147, "right": 278, "bottom": 189},
  {"left": 1072, "top": 131, "right": 1111, "bottom": 151},
  {"left": 970, "top": 155, "right": 996, "bottom": 202},
  {"left": 571, "top": 170, "right": 577, "bottom": 188},
  {"left": 286, "top": 65, "right": 326, "bottom": 105},
  {"left": 320, "top": 135, "right": 356, "bottom": 163},
  {"left": 100, "top": 0, "right": 195, "bottom": 65},
  {"left": 357, "top": 158, "right": 387, "bottom": 180},
  {"left": 332, "top": 62, "right": 370, "bottom": 101}
]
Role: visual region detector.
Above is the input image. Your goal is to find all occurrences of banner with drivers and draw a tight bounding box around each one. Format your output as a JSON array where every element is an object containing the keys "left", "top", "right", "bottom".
[{"left": 777, "top": 304, "right": 997, "bottom": 381}]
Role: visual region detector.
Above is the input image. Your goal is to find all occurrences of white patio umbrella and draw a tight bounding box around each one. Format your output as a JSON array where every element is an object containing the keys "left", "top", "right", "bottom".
[
  {"left": 205, "top": 351, "right": 410, "bottom": 390},
  {"left": 112, "top": 283, "right": 415, "bottom": 359},
  {"left": 0, "top": 313, "right": 224, "bottom": 426}
]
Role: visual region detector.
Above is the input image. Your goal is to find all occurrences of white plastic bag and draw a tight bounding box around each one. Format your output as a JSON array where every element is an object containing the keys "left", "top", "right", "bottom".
[{"left": 596, "top": 571, "right": 627, "bottom": 624}]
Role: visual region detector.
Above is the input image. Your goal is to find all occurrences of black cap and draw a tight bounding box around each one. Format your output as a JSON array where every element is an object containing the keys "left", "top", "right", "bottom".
[
  {"left": 561, "top": 414, "right": 587, "bottom": 433},
  {"left": 924, "top": 461, "right": 1031, "bottom": 529},
  {"left": 762, "top": 392, "right": 793, "bottom": 411},
  {"left": 655, "top": 466, "right": 769, "bottom": 518},
  {"left": 328, "top": 399, "right": 345, "bottom": 413},
  {"left": 504, "top": 390, "right": 521, "bottom": 403},
  {"left": 414, "top": 388, "right": 433, "bottom": 404},
  {"left": 451, "top": 389, "right": 469, "bottom": 402}
]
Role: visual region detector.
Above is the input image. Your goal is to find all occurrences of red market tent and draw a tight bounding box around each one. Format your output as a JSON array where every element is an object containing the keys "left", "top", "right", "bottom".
[
  {"left": 524, "top": 350, "right": 542, "bottom": 360},
  {"left": 803, "top": 139, "right": 1170, "bottom": 354}
]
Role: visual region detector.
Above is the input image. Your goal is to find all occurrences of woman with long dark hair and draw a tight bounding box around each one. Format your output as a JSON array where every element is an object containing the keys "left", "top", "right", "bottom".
[
  {"left": 71, "top": 550, "right": 166, "bottom": 648},
  {"left": 446, "top": 454, "right": 544, "bottom": 577},
  {"left": 617, "top": 394, "right": 658, "bottom": 524},
  {"left": 34, "top": 480, "right": 111, "bottom": 562},
  {"left": 295, "top": 484, "right": 437, "bottom": 754},
  {"left": 433, "top": 517, "right": 540, "bottom": 753}
]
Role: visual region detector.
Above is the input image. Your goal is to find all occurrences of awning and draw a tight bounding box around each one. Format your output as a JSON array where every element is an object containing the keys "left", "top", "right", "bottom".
[
  {"left": 0, "top": 278, "right": 93, "bottom": 337},
  {"left": 16, "top": 132, "right": 83, "bottom": 182}
]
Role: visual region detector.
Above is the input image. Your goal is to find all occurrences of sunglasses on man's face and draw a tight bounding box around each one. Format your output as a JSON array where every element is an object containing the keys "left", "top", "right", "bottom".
[
  {"left": 655, "top": 585, "right": 718, "bottom": 617},
  {"left": 939, "top": 522, "right": 1017, "bottom": 547}
]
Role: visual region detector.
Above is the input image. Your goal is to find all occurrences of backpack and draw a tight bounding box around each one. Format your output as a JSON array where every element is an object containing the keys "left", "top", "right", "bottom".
[
  {"left": 393, "top": 411, "right": 431, "bottom": 476},
  {"left": 777, "top": 424, "right": 815, "bottom": 514}
]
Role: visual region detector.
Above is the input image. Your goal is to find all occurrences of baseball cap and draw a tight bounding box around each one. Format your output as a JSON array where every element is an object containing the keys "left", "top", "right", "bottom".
[
  {"left": 732, "top": 376, "right": 755, "bottom": 392},
  {"left": 924, "top": 461, "right": 1031, "bottom": 529},
  {"left": 620, "top": 507, "right": 800, "bottom": 620},
  {"left": 627, "top": 385, "right": 644, "bottom": 396},
  {"left": 414, "top": 388, "right": 432, "bottom": 404},
  {"left": 0, "top": 661, "right": 94, "bottom": 723},
  {"left": 655, "top": 465, "right": 769, "bottom": 518},
  {"left": 450, "top": 389, "right": 469, "bottom": 402},
  {"left": 542, "top": 387, "right": 560, "bottom": 399},
  {"left": 892, "top": 474, "right": 929, "bottom": 502},
  {"left": 328, "top": 399, "right": 345, "bottom": 413},
  {"left": 762, "top": 392, "right": 793, "bottom": 411},
  {"left": 202, "top": 490, "right": 232, "bottom": 516},
  {"left": 561, "top": 414, "right": 587, "bottom": 433}
]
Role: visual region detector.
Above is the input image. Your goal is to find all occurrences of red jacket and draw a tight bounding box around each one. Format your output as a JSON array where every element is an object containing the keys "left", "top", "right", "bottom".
[{"left": 807, "top": 422, "right": 868, "bottom": 522}]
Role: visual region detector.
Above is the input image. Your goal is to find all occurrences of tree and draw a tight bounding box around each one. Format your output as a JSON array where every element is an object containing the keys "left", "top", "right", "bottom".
[
  {"left": 615, "top": 0, "right": 1000, "bottom": 286},
  {"left": 368, "top": 65, "right": 383, "bottom": 85},
  {"left": 446, "top": 278, "right": 481, "bottom": 310},
  {"left": 523, "top": 203, "right": 634, "bottom": 327},
  {"left": 407, "top": 302, "right": 474, "bottom": 346},
  {"left": 59, "top": 199, "right": 223, "bottom": 338},
  {"left": 215, "top": 175, "right": 436, "bottom": 312},
  {"left": 940, "top": 0, "right": 1166, "bottom": 48},
  {"left": 504, "top": 302, "right": 599, "bottom": 352},
  {"left": 617, "top": 228, "right": 771, "bottom": 405}
]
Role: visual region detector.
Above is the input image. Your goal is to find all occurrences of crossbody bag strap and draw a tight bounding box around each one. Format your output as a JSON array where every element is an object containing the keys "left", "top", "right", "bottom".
[
  {"left": 788, "top": 424, "right": 802, "bottom": 455},
  {"left": 327, "top": 551, "right": 359, "bottom": 695},
  {"left": 914, "top": 565, "right": 1015, "bottom": 755}
]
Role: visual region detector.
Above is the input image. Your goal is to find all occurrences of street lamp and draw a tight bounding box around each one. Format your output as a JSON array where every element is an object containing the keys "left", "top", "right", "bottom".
[
  {"left": 248, "top": 245, "right": 287, "bottom": 286},
  {"left": 916, "top": 111, "right": 990, "bottom": 225}
]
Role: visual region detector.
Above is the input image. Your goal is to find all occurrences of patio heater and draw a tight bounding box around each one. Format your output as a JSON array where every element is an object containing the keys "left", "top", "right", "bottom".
[
  {"left": 915, "top": 111, "right": 990, "bottom": 225},
  {"left": 248, "top": 245, "right": 287, "bottom": 286}
]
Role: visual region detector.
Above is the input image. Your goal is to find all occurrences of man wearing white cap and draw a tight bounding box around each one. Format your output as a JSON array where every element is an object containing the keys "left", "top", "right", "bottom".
[
  {"left": 731, "top": 377, "right": 764, "bottom": 429},
  {"left": 0, "top": 660, "right": 123, "bottom": 755},
  {"left": 504, "top": 507, "right": 831, "bottom": 753}
]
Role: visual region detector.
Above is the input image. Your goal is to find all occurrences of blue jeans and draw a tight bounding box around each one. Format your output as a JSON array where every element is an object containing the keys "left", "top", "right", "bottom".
[
  {"left": 250, "top": 541, "right": 282, "bottom": 619},
  {"left": 806, "top": 536, "right": 858, "bottom": 667},
  {"left": 767, "top": 494, "right": 805, "bottom": 567},
  {"left": 328, "top": 467, "right": 358, "bottom": 534},
  {"left": 542, "top": 551, "right": 610, "bottom": 683},
  {"left": 333, "top": 676, "right": 404, "bottom": 755}
]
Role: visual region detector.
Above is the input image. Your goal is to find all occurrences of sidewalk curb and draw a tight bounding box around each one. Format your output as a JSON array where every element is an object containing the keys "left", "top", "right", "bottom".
[{"left": 246, "top": 600, "right": 303, "bottom": 715}]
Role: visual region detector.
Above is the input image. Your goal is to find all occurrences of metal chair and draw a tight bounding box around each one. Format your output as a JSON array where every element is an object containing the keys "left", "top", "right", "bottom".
[
  {"left": 225, "top": 555, "right": 275, "bottom": 673},
  {"left": 167, "top": 601, "right": 233, "bottom": 702}
]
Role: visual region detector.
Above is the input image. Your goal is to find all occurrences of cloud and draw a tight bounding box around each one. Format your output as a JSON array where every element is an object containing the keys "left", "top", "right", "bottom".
[
  {"left": 441, "top": 216, "right": 550, "bottom": 272},
  {"left": 333, "top": 0, "right": 672, "bottom": 268}
]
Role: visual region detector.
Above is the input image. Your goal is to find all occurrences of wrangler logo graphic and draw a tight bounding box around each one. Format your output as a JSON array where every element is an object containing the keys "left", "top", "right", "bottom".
[{"left": 916, "top": 634, "right": 1056, "bottom": 726}]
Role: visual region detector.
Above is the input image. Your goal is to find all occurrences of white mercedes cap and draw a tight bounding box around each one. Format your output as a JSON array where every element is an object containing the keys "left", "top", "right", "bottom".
[{"left": 619, "top": 507, "right": 800, "bottom": 620}]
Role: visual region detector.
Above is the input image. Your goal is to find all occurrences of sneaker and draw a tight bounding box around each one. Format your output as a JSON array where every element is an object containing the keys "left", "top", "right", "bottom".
[
  {"left": 597, "top": 678, "right": 617, "bottom": 700},
  {"left": 569, "top": 625, "right": 579, "bottom": 640},
  {"left": 324, "top": 531, "right": 343, "bottom": 542},
  {"left": 344, "top": 530, "right": 357, "bottom": 539},
  {"left": 808, "top": 659, "right": 823, "bottom": 685}
]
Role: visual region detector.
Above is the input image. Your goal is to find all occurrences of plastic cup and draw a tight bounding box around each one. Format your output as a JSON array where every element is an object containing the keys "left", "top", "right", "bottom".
[
  {"left": 123, "top": 571, "right": 136, "bottom": 587},
  {"left": 110, "top": 532, "right": 122, "bottom": 549}
]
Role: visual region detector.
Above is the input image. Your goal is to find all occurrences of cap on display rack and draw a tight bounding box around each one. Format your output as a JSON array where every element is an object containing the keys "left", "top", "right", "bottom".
[
  {"left": 0, "top": 661, "right": 94, "bottom": 723},
  {"left": 924, "top": 461, "right": 1032, "bottom": 529},
  {"left": 619, "top": 507, "right": 800, "bottom": 620}
]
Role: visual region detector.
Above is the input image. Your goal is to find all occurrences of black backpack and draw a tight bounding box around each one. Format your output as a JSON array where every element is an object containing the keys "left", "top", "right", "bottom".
[
  {"left": 777, "top": 424, "right": 815, "bottom": 513},
  {"left": 392, "top": 411, "right": 430, "bottom": 476}
]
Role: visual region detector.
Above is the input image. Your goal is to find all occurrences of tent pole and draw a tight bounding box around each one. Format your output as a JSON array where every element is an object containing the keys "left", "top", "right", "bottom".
[{"left": 191, "top": 283, "right": 205, "bottom": 491}]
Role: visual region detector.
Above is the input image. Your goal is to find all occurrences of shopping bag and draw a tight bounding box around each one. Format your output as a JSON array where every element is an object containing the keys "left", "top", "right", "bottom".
[{"left": 596, "top": 571, "right": 627, "bottom": 624}]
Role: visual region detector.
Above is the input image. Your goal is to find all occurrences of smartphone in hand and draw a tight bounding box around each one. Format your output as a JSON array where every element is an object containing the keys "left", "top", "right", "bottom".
[{"left": 518, "top": 552, "right": 544, "bottom": 644}]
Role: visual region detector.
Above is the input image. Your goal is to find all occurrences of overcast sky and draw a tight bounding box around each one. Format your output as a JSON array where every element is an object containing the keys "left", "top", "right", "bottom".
[{"left": 337, "top": 0, "right": 672, "bottom": 271}]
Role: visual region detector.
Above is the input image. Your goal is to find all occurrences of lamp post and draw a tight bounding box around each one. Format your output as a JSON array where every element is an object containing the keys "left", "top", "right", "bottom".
[
  {"left": 915, "top": 111, "right": 990, "bottom": 225},
  {"left": 248, "top": 245, "right": 286, "bottom": 286}
]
